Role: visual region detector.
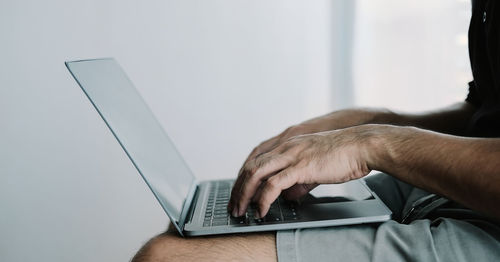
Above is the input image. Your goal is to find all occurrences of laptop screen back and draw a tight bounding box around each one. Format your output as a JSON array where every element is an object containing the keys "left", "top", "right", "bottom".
[{"left": 66, "top": 58, "right": 194, "bottom": 222}]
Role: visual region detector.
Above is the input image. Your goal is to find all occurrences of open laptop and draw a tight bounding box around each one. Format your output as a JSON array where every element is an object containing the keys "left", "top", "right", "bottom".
[{"left": 65, "top": 58, "right": 392, "bottom": 236}]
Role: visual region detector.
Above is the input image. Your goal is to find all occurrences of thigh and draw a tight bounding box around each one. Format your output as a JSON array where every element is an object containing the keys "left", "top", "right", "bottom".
[
  {"left": 277, "top": 218, "right": 500, "bottom": 262},
  {"left": 132, "top": 231, "right": 277, "bottom": 262}
]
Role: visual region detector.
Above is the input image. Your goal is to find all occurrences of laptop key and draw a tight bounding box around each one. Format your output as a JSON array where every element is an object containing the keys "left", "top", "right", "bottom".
[
  {"left": 230, "top": 216, "right": 247, "bottom": 225},
  {"left": 263, "top": 211, "right": 282, "bottom": 222},
  {"left": 283, "top": 215, "right": 298, "bottom": 221},
  {"left": 264, "top": 215, "right": 282, "bottom": 223},
  {"left": 253, "top": 218, "right": 264, "bottom": 224},
  {"left": 283, "top": 211, "right": 299, "bottom": 221},
  {"left": 212, "top": 219, "right": 228, "bottom": 226}
]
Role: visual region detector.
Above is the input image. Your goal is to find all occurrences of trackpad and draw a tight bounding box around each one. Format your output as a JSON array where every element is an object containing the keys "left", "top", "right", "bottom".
[
  {"left": 305, "top": 180, "right": 374, "bottom": 202},
  {"left": 295, "top": 180, "right": 379, "bottom": 221}
]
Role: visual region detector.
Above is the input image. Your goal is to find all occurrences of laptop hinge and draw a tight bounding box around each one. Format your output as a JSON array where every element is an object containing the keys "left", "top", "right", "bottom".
[{"left": 178, "top": 180, "right": 199, "bottom": 231}]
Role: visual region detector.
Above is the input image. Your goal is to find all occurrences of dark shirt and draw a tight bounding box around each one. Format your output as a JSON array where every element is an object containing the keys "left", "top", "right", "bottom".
[{"left": 466, "top": 0, "right": 500, "bottom": 137}]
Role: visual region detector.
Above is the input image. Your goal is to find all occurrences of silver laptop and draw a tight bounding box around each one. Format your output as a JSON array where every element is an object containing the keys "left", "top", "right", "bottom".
[{"left": 65, "top": 58, "right": 392, "bottom": 236}]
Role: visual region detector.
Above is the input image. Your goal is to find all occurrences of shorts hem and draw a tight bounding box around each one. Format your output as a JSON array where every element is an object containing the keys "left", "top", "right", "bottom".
[{"left": 277, "top": 229, "right": 297, "bottom": 262}]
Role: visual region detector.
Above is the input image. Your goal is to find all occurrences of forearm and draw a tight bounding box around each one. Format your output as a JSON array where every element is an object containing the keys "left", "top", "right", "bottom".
[
  {"left": 294, "top": 107, "right": 395, "bottom": 133},
  {"left": 387, "top": 102, "right": 477, "bottom": 135},
  {"left": 367, "top": 125, "right": 500, "bottom": 220},
  {"left": 303, "top": 101, "right": 476, "bottom": 135}
]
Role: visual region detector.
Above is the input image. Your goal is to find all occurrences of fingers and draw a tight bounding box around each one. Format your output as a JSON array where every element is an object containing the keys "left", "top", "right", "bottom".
[
  {"left": 229, "top": 138, "right": 281, "bottom": 212},
  {"left": 232, "top": 153, "right": 293, "bottom": 217},
  {"left": 254, "top": 167, "right": 302, "bottom": 218},
  {"left": 228, "top": 128, "right": 307, "bottom": 216}
]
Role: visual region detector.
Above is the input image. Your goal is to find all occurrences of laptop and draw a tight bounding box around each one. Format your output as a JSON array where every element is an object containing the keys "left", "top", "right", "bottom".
[{"left": 65, "top": 58, "right": 392, "bottom": 236}]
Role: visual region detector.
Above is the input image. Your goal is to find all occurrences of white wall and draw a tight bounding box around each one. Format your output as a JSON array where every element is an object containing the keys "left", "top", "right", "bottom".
[
  {"left": 0, "top": 1, "right": 342, "bottom": 261},
  {"left": 353, "top": 0, "right": 472, "bottom": 111}
]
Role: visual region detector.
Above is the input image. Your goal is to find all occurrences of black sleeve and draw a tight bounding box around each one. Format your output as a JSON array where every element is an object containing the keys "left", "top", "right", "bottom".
[{"left": 465, "top": 81, "right": 482, "bottom": 107}]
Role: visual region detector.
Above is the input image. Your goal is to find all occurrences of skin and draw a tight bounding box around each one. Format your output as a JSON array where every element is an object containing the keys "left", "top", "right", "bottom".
[
  {"left": 228, "top": 101, "right": 500, "bottom": 220},
  {"left": 134, "top": 101, "right": 500, "bottom": 261},
  {"left": 132, "top": 230, "right": 276, "bottom": 262}
]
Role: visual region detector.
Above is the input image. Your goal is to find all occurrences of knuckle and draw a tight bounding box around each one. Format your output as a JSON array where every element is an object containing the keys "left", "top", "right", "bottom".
[
  {"left": 248, "top": 165, "right": 264, "bottom": 180},
  {"left": 258, "top": 139, "right": 270, "bottom": 147},
  {"left": 274, "top": 142, "right": 288, "bottom": 153},
  {"left": 282, "top": 126, "right": 295, "bottom": 135},
  {"left": 253, "top": 156, "right": 265, "bottom": 168},
  {"left": 266, "top": 177, "right": 281, "bottom": 190},
  {"left": 257, "top": 156, "right": 273, "bottom": 169},
  {"left": 284, "top": 125, "right": 302, "bottom": 136},
  {"left": 286, "top": 137, "right": 306, "bottom": 149},
  {"left": 295, "top": 159, "right": 309, "bottom": 169},
  {"left": 249, "top": 165, "right": 259, "bottom": 175},
  {"left": 251, "top": 146, "right": 260, "bottom": 154},
  {"left": 242, "top": 164, "right": 257, "bottom": 177}
]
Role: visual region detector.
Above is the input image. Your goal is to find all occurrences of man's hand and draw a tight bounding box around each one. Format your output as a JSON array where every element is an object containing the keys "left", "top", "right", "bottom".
[
  {"left": 228, "top": 126, "right": 377, "bottom": 218},
  {"left": 228, "top": 108, "right": 392, "bottom": 217},
  {"left": 237, "top": 109, "right": 392, "bottom": 172}
]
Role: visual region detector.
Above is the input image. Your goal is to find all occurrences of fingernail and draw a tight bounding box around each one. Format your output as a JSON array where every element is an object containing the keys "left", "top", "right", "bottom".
[{"left": 232, "top": 209, "right": 238, "bottom": 217}]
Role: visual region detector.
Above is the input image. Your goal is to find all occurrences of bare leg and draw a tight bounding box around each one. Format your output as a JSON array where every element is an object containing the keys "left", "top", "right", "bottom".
[{"left": 132, "top": 227, "right": 277, "bottom": 262}]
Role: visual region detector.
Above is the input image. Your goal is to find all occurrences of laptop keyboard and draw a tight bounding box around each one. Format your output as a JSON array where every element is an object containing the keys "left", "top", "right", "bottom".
[{"left": 203, "top": 181, "right": 299, "bottom": 227}]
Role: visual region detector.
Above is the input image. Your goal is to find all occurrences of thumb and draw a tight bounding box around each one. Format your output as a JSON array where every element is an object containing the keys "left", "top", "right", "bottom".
[{"left": 281, "top": 184, "right": 318, "bottom": 200}]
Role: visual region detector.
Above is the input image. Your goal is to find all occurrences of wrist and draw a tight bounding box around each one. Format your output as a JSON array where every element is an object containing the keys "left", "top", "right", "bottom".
[{"left": 360, "top": 124, "right": 405, "bottom": 173}]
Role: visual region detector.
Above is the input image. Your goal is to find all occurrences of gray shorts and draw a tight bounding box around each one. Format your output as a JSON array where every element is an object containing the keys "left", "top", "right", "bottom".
[{"left": 276, "top": 173, "right": 500, "bottom": 262}]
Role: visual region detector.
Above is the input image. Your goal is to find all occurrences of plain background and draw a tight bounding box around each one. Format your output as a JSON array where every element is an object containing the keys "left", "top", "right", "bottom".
[{"left": 1, "top": 0, "right": 470, "bottom": 261}]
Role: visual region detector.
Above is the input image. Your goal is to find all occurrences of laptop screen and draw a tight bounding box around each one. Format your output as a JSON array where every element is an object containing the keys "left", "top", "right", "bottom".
[{"left": 66, "top": 58, "right": 194, "bottom": 222}]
